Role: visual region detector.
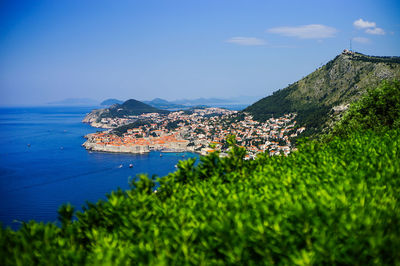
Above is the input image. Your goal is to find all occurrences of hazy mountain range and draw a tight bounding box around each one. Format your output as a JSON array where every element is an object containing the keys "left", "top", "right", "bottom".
[
  {"left": 100, "top": 96, "right": 260, "bottom": 109},
  {"left": 50, "top": 96, "right": 259, "bottom": 108}
]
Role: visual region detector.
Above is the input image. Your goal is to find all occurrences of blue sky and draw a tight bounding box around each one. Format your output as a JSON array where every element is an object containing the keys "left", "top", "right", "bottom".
[{"left": 0, "top": 0, "right": 399, "bottom": 106}]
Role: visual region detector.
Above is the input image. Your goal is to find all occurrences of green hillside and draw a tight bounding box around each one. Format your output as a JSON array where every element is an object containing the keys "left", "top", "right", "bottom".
[
  {"left": 99, "top": 99, "right": 169, "bottom": 118},
  {"left": 244, "top": 51, "right": 400, "bottom": 135},
  {"left": 1, "top": 80, "right": 400, "bottom": 265}
]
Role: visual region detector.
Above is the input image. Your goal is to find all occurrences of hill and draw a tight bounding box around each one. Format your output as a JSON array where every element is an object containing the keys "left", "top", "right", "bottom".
[
  {"left": 143, "top": 98, "right": 186, "bottom": 110},
  {"left": 100, "top": 98, "right": 123, "bottom": 106},
  {"left": 82, "top": 99, "right": 169, "bottom": 127},
  {"left": 101, "top": 99, "right": 169, "bottom": 118},
  {"left": 244, "top": 50, "right": 400, "bottom": 135}
]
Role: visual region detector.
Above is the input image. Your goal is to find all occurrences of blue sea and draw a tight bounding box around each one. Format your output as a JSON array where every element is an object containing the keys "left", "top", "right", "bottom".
[{"left": 0, "top": 107, "right": 199, "bottom": 229}]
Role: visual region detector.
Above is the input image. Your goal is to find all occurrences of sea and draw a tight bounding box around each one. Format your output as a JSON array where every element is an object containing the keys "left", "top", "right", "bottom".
[{"left": 0, "top": 106, "right": 200, "bottom": 229}]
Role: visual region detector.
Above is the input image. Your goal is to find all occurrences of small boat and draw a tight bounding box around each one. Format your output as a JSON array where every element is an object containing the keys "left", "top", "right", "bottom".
[
  {"left": 27, "top": 144, "right": 31, "bottom": 147},
  {"left": 118, "top": 164, "right": 123, "bottom": 168},
  {"left": 160, "top": 154, "right": 163, "bottom": 157},
  {"left": 129, "top": 164, "right": 133, "bottom": 168}
]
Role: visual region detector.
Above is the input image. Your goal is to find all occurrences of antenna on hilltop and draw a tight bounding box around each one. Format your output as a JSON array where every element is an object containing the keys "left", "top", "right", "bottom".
[{"left": 349, "top": 39, "right": 352, "bottom": 51}]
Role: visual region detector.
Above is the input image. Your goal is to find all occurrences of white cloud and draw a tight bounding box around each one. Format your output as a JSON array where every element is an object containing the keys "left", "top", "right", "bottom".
[
  {"left": 353, "top": 19, "right": 376, "bottom": 29},
  {"left": 225, "top": 37, "right": 266, "bottom": 46},
  {"left": 353, "top": 18, "right": 385, "bottom": 35},
  {"left": 365, "top": 27, "right": 385, "bottom": 35},
  {"left": 266, "top": 24, "right": 337, "bottom": 39},
  {"left": 352, "top": 37, "right": 370, "bottom": 44}
]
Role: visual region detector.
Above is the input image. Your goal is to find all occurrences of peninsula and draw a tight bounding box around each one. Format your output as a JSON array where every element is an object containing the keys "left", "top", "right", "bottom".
[{"left": 83, "top": 106, "right": 303, "bottom": 157}]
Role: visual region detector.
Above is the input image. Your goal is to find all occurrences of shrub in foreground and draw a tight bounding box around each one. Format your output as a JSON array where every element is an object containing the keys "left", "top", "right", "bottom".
[
  {"left": 331, "top": 79, "right": 400, "bottom": 136},
  {"left": 1, "top": 129, "right": 400, "bottom": 265}
]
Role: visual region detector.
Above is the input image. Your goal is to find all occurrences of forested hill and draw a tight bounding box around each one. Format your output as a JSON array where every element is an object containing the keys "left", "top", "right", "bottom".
[
  {"left": 99, "top": 99, "right": 169, "bottom": 118},
  {"left": 244, "top": 50, "right": 400, "bottom": 135}
]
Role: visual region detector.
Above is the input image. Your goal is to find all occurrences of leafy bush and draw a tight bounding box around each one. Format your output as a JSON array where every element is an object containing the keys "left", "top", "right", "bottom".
[
  {"left": 331, "top": 80, "right": 400, "bottom": 137},
  {"left": 1, "top": 129, "right": 400, "bottom": 265}
]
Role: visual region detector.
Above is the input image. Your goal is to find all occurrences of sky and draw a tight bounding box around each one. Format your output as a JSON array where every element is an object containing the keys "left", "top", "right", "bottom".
[{"left": 0, "top": 0, "right": 399, "bottom": 106}]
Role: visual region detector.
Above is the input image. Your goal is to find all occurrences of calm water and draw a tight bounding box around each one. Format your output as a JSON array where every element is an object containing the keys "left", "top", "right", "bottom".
[{"left": 0, "top": 107, "right": 199, "bottom": 229}]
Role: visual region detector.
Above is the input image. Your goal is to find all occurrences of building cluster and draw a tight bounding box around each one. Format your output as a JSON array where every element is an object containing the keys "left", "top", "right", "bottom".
[{"left": 84, "top": 107, "right": 305, "bottom": 158}]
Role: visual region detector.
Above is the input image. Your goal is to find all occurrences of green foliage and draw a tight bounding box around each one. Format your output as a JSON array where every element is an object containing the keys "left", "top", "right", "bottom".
[
  {"left": 1, "top": 127, "right": 400, "bottom": 265},
  {"left": 58, "top": 203, "right": 74, "bottom": 228},
  {"left": 130, "top": 174, "right": 156, "bottom": 195},
  {"left": 331, "top": 80, "right": 400, "bottom": 137}
]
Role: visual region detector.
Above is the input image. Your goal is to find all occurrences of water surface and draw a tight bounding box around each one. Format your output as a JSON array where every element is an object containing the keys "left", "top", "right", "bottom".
[{"left": 0, "top": 107, "right": 198, "bottom": 229}]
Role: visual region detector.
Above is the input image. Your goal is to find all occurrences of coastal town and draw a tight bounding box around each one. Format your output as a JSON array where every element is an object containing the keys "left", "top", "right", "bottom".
[{"left": 83, "top": 107, "right": 305, "bottom": 158}]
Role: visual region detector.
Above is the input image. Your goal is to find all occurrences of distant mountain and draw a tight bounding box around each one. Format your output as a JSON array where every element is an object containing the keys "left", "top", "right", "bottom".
[
  {"left": 48, "top": 98, "right": 99, "bottom": 106},
  {"left": 172, "top": 98, "right": 234, "bottom": 106},
  {"left": 143, "top": 98, "right": 186, "bottom": 110},
  {"left": 101, "top": 98, "right": 123, "bottom": 106},
  {"left": 147, "top": 98, "right": 170, "bottom": 105},
  {"left": 142, "top": 97, "right": 259, "bottom": 110},
  {"left": 244, "top": 50, "right": 400, "bottom": 135}
]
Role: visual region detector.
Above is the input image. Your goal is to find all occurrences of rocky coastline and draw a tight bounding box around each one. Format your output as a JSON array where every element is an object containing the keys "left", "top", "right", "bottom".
[{"left": 82, "top": 109, "right": 115, "bottom": 128}]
